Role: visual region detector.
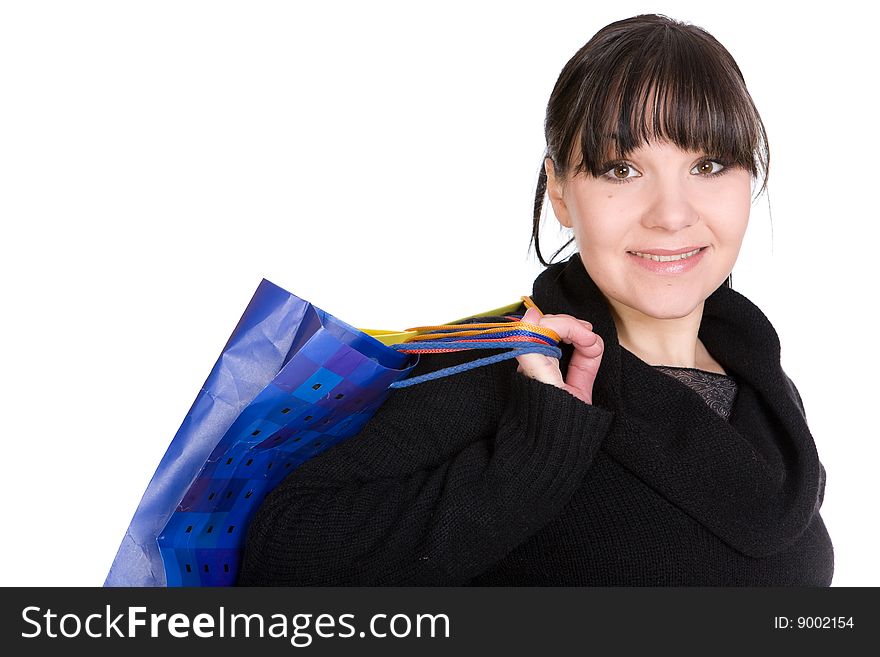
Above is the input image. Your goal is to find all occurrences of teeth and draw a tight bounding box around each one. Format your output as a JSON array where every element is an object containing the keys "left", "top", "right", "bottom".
[{"left": 630, "top": 248, "right": 703, "bottom": 262}]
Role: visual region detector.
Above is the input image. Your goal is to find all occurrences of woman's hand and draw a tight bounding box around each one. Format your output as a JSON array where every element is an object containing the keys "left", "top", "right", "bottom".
[{"left": 514, "top": 306, "right": 604, "bottom": 405}]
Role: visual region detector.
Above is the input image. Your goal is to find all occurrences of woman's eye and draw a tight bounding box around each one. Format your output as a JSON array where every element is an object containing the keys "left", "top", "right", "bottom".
[
  {"left": 603, "top": 162, "right": 640, "bottom": 183},
  {"left": 691, "top": 160, "right": 726, "bottom": 176}
]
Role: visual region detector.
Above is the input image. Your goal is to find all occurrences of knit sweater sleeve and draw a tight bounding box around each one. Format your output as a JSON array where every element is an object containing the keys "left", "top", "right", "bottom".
[{"left": 236, "top": 354, "right": 615, "bottom": 586}]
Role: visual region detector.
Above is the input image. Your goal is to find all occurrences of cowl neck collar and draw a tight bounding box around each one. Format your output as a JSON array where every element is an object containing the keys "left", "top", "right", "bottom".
[{"left": 530, "top": 254, "right": 822, "bottom": 558}]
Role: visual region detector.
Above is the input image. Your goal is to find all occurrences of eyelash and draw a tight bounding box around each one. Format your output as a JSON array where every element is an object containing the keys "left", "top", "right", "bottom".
[{"left": 601, "top": 159, "right": 734, "bottom": 185}]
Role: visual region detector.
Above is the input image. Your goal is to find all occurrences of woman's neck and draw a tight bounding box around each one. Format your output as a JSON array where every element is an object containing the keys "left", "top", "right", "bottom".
[{"left": 606, "top": 297, "right": 707, "bottom": 369}]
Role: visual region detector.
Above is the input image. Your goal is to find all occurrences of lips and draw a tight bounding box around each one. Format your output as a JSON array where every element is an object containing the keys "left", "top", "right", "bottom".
[
  {"left": 626, "top": 245, "right": 708, "bottom": 274},
  {"left": 627, "top": 246, "right": 706, "bottom": 256}
]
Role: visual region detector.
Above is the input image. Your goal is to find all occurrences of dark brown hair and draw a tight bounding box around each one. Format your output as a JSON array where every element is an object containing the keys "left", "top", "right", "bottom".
[{"left": 530, "top": 14, "right": 770, "bottom": 288}]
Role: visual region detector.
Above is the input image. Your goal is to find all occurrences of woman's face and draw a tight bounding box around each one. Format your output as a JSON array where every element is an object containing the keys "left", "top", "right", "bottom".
[{"left": 546, "top": 138, "right": 752, "bottom": 321}]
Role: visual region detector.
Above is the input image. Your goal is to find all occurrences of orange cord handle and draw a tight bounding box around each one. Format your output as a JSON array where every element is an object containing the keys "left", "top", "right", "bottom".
[{"left": 402, "top": 296, "right": 560, "bottom": 344}]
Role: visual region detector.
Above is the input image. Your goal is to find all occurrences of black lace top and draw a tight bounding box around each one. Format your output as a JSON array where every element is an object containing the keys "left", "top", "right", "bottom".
[{"left": 652, "top": 366, "right": 738, "bottom": 421}]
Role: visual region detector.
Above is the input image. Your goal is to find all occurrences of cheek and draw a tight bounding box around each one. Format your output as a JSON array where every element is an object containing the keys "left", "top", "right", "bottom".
[
  {"left": 569, "top": 198, "right": 625, "bottom": 249},
  {"left": 715, "top": 191, "right": 751, "bottom": 244}
]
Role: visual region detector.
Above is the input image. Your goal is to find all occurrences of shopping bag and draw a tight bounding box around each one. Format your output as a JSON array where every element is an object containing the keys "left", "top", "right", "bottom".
[{"left": 104, "top": 279, "right": 561, "bottom": 587}]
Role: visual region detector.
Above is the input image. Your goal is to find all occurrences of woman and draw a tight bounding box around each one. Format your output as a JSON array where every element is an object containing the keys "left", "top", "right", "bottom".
[{"left": 238, "top": 14, "right": 833, "bottom": 586}]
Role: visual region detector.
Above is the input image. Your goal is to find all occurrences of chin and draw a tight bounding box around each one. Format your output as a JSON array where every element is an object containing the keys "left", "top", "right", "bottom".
[{"left": 630, "top": 286, "right": 709, "bottom": 320}]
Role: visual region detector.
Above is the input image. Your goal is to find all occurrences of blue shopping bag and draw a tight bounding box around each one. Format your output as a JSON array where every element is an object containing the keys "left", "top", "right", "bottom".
[
  {"left": 104, "top": 279, "right": 560, "bottom": 586},
  {"left": 104, "top": 279, "right": 419, "bottom": 586}
]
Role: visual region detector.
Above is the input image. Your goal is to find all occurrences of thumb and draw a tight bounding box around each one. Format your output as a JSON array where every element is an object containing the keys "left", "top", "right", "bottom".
[{"left": 521, "top": 306, "right": 542, "bottom": 324}]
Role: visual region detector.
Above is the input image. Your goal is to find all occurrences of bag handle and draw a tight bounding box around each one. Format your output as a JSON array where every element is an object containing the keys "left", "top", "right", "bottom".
[{"left": 387, "top": 296, "right": 562, "bottom": 389}]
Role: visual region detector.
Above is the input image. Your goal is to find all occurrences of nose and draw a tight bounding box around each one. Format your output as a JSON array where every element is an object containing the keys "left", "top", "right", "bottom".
[{"left": 641, "top": 177, "right": 700, "bottom": 232}]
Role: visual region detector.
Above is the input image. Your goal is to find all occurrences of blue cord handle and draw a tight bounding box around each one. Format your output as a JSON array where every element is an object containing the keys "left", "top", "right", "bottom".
[{"left": 387, "top": 340, "right": 562, "bottom": 389}]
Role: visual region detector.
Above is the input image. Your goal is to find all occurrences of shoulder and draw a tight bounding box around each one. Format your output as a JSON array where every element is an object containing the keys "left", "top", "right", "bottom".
[
  {"left": 290, "top": 348, "right": 518, "bottom": 482},
  {"left": 388, "top": 309, "right": 530, "bottom": 403},
  {"left": 279, "top": 315, "right": 526, "bottom": 481},
  {"left": 379, "top": 347, "right": 518, "bottom": 430}
]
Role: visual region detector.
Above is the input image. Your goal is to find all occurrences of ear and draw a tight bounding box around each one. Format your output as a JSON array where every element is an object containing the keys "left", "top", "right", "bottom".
[{"left": 545, "top": 157, "right": 573, "bottom": 229}]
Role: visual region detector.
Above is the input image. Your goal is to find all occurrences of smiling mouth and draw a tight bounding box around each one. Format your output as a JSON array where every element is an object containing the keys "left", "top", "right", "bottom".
[{"left": 627, "top": 247, "right": 706, "bottom": 262}]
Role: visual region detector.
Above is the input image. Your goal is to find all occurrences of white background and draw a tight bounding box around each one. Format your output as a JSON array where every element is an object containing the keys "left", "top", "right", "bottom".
[{"left": 1, "top": 0, "right": 877, "bottom": 586}]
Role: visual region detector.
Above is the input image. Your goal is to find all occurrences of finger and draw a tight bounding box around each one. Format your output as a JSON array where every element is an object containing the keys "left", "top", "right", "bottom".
[
  {"left": 515, "top": 351, "right": 562, "bottom": 384},
  {"left": 539, "top": 312, "right": 593, "bottom": 330},
  {"left": 536, "top": 316, "right": 599, "bottom": 349},
  {"left": 565, "top": 334, "right": 603, "bottom": 393},
  {"left": 517, "top": 308, "right": 563, "bottom": 383},
  {"left": 534, "top": 317, "right": 602, "bottom": 392},
  {"left": 521, "top": 306, "right": 542, "bottom": 324}
]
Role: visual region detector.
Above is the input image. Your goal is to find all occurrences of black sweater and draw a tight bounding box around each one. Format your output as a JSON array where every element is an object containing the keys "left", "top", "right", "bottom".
[{"left": 237, "top": 254, "right": 833, "bottom": 586}]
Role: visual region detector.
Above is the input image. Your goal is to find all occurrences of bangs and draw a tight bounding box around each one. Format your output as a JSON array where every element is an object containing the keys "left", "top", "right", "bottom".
[{"left": 553, "top": 22, "right": 768, "bottom": 197}]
